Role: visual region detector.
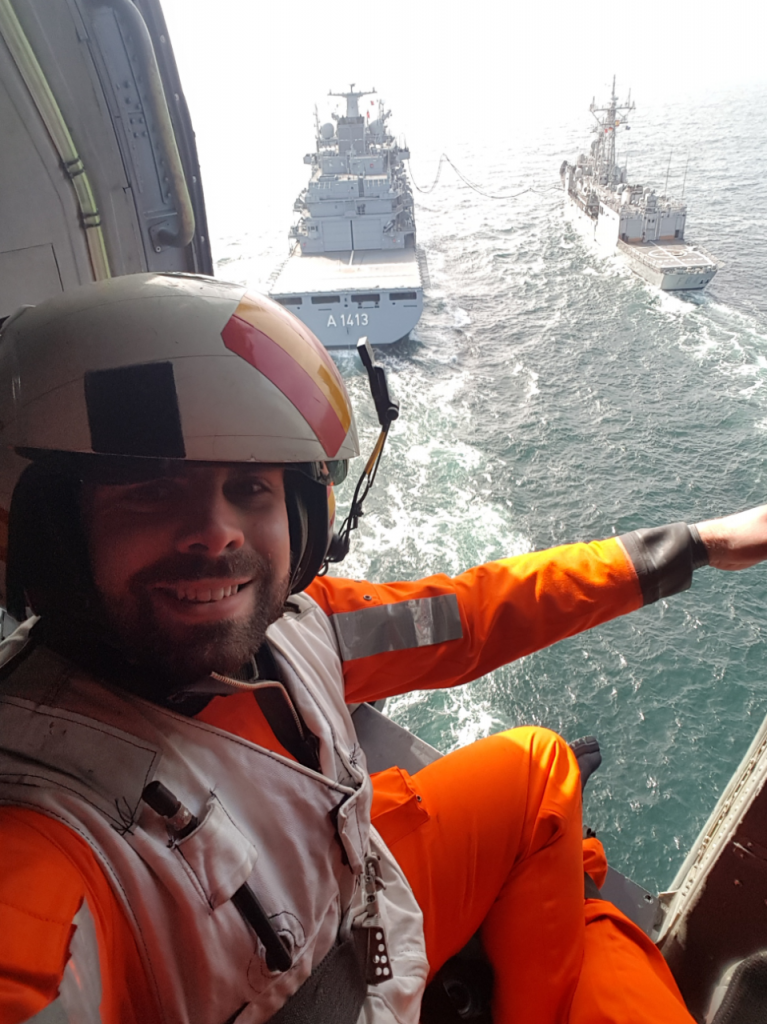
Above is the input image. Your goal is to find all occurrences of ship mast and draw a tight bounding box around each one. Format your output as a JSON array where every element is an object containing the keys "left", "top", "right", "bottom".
[
  {"left": 328, "top": 84, "right": 377, "bottom": 119},
  {"left": 590, "top": 75, "right": 634, "bottom": 185}
]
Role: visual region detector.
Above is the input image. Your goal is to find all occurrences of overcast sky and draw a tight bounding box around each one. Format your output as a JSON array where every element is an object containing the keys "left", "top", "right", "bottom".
[{"left": 161, "top": 0, "right": 766, "bottom": 234}]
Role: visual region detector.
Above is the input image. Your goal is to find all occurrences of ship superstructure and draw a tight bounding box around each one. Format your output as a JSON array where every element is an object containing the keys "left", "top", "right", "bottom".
[
  {"left": 561, "top": 80, "right": 719, "bottom": 291},
  {"left": 269, "top": 86, "right": 425, "bottom": 347}
]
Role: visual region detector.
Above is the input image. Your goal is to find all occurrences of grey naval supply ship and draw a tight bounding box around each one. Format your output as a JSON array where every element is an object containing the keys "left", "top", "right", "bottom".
[
  {"left": 269, "top": 87, "right": 425, "bottom": 347},
  {"left": 560, "top": 79, "right": 719, "bottom": 291}
]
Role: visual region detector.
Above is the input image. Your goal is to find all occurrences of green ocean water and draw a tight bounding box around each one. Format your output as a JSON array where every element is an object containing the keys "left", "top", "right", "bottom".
[{"left": 217, "top": 84, "right": 767, "bottom": 894}]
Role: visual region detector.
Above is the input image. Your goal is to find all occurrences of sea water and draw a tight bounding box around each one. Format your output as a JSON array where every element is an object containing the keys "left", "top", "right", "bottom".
[{"left": 212, "top": 83, "right": 767, "bottom": 894}]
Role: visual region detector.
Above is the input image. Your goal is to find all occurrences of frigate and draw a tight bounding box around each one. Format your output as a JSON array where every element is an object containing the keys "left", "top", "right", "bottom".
[
  {"left": 560, "top": 79, "right": 719, "bottom": 291},
  {"left": 268, "top": 87, "right": 425, "bottom": 347}
]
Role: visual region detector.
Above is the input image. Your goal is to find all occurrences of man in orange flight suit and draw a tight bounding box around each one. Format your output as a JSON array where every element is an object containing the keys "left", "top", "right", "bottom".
[{"left": 1, "top": 276, "right": 766, "bottom": 1024}]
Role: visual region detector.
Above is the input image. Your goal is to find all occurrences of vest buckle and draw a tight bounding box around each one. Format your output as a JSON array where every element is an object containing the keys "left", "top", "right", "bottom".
[{"left": 361, "top": 853, "right": 392, "bottom": 985}]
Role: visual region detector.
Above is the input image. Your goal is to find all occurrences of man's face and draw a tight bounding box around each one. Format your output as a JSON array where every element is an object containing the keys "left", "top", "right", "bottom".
[{"left": 83, "top": 463, "right": 292, "bottom": 687}]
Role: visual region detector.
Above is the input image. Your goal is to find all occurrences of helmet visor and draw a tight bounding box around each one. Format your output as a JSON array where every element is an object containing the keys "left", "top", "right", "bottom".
[
  {"left": 17, "top": 451, "right": 348, "bottom": 487},
  {"left": 291, "top": 460, "right": 348, "bottom": 487}
]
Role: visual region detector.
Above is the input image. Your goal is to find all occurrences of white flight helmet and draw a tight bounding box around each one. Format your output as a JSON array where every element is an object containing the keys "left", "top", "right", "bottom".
[{"left": 0, "top": 273, "right": 359, "bottom": 612}]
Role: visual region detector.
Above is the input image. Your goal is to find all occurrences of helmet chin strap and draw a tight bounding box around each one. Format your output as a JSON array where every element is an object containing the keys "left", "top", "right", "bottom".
[{"left": 322, "top": 338, "right": 399, "bottom": 569}]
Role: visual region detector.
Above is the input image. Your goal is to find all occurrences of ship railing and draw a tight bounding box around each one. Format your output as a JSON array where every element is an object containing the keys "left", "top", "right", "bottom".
[
  {"left": 568, "top": 188, "right": 597, "bottom": 220},
  {"left": 688, "top": 243, "right": 723, "bottom": 267},
  {"left": 265, "top": 242, "right": 298, "bottom": 290},
  {"left": 416, "top": 246, "right": 431, "bottom": 289},
  {"left": 616, "top": 238, "right": 721, "bottom": 271}
]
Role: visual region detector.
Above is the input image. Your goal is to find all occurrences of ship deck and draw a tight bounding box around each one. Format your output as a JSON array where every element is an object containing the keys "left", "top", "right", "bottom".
[
  {"left": 620, "top": 240, "right": 718, "bottom": 272},
  {"left": 270, "top": 248, "right": 422, "bottom": 297}
]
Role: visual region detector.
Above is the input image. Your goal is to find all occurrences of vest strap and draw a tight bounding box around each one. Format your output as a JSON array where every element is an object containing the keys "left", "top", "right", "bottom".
[
  {"left": 264, "top": 934, "right": 367, "bottom": 1024},
  {"left": 253, "top": 685, "right": 321, "bottom": 771}
]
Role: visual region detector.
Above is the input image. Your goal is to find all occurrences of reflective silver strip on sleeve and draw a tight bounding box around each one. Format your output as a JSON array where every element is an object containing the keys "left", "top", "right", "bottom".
[
  {"left": 60, "top": 900, "right": 103, "bottom": 1024},
  {"left": 24, "top": 998, "right": 70, "bottom": 1023},
  {"left": 26, "top": 900, "right": 103, "bottom": 1023},
  {"left": 331, "top": 594, "right": 463, "bottom": 661}
]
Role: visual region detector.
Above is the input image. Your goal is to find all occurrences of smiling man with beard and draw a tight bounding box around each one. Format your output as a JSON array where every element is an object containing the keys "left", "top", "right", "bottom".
[
  {"left": 81, "top": 463, "right": 292, "bottom": 691},
  {"left": 1, "top": 274, "right": 767, "bottom": 1024}
]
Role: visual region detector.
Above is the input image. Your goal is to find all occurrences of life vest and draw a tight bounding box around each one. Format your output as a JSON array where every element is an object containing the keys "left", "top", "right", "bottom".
[{"left": 0, "top": 597, "right": 428, "bottom": 1024}]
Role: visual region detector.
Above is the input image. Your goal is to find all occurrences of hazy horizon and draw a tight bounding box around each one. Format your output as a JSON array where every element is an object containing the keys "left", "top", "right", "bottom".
[{"left": 161, "top": 0, "right": 766, "bottom": 239}]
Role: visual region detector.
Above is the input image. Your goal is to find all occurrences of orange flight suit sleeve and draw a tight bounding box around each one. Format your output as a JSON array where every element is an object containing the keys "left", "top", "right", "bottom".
[
  {"left": 0, "top": 808, "right": 83, "bottom": 1022},
  {"left": 307, "top": 537, "right": 643, "bottom": 704},
  {"left": 0, "top": 806, "right": 159, "bottom": 1024}
]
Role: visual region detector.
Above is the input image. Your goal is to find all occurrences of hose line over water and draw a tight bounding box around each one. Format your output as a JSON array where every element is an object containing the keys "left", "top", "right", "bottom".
[{"left": 407, "top": 154, "right": 562, "bottom": 201}]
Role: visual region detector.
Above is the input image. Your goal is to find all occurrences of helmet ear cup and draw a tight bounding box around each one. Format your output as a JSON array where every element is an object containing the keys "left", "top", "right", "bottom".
[
  {"left": 6, "top": 461, "right": 97, "bottom": 623},
  {"left": 285, "top": 471, "right": 330, "bottom": 594}
]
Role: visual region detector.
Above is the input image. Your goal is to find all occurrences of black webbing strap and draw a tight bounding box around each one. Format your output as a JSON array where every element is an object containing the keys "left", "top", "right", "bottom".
[
  {"left": 265, "top": 935, "right": 368, "bottom": 1024},
  {"left": 253, "top": 684, "right": 321, "bottom": 772}
]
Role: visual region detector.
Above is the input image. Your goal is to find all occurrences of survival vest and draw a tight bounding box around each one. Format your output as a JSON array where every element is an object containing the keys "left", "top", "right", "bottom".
[{"left": 0, "top": 596, "right": 429, "bottom": 1024}]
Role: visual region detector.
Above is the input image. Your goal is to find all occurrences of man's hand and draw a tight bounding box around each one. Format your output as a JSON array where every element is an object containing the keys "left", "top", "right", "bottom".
[{"left": 696, "top": 505, "right": 767, "bottom": 571}]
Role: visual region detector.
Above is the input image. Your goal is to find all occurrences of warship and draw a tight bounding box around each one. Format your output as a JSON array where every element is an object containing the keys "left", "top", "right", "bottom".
[
  {"left": 560, "top": 79, "right": 719, "bottom": 291},
  {"left": 268, "top": 87, "right": 425, "bottom": 347}
]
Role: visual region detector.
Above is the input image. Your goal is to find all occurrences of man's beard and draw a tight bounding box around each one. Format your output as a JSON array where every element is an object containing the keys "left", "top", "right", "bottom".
[{"left": 97, "top": 550, "right": 291, "bottom": 693}]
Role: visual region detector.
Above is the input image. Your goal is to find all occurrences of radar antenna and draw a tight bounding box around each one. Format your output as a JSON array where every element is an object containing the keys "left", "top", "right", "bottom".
[{"left": 328, "top": 85, "right": 377, "bottom": 119}]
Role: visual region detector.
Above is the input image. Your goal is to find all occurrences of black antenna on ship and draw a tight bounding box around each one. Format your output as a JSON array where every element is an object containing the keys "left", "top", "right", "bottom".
[
  {"left": 663, "top": 150, "right": 673, "bottom": 200},
  {"left": 681, "top": 155, "right": 690, "bottom": 200}
]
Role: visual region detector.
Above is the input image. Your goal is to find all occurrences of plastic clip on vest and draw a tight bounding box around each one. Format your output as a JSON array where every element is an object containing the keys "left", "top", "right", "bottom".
[{"left": 362, "top": 852, "right": 393, "bottom": 985}]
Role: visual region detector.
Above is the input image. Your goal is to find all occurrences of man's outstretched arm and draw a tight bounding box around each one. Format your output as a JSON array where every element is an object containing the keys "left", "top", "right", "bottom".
[{"left": 307, "top": 506, "right": 767, "bottom": 704}]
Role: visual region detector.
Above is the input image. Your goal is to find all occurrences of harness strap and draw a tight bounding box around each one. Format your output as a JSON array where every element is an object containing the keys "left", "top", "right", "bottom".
[
  {"left": 253, "top": 684, "right": 321, "bottom": 771},
  {"left": 264, "top": 934, "right": 367, "bottom": 1024}
]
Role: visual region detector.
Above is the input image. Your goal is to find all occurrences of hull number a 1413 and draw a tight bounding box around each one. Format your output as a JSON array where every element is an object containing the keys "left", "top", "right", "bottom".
[{"left": 328, "top": 312, "right": 369, "bottom": 327}]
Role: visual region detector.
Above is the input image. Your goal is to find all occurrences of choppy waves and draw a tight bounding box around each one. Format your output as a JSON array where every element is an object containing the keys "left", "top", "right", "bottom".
[{"left": 217, "top": 87, "right": 767, "bottom": 892}]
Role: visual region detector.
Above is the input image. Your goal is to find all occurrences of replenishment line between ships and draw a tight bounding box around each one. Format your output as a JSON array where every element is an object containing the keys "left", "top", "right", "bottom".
[{"left": 269, "top": 86, "right": 427, "bottom": 348}]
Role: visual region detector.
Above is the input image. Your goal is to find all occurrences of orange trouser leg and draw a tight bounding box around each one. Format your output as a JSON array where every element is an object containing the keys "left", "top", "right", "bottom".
[
  {"left": 385, "top": 726, "right": 696, "bottom": 1024},
  {"left": 574, "top": 839, "right": 693, "bottom": 1022},
  {"left": 386, "top": 726, "right": 586, "bottom": 1024},
  {"left": 569, "top": 900, "right": 693, "bottom": 1024}
]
